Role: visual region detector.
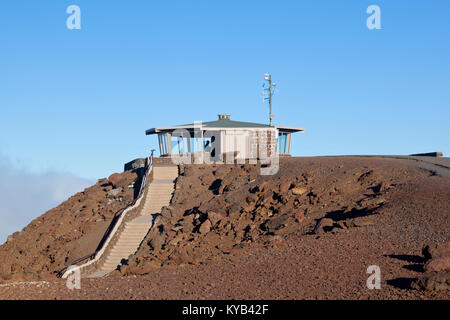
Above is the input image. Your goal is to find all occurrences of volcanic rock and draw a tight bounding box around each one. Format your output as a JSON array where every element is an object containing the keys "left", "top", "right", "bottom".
[
  {"left": 199, "top": 219, "right": 212, "bottom": 234},
  {"left": 412, "top": 270, "right": 450, "bottom": 291},
  {"left": 422, "top": 243, "right": 450, "bottom": 261},
  {"left": 207, "top": 211, "right": 225, "bottom": 226},
  {"left": 108, "top": 173, "right": 121, "bottom": 186},
  {"left": 424, "top": 256, "right": 450, "bottom": 272},
  {"left": 313, "top": 218, "right": 334, "bottom": 234},
  {"left": 292, "top": 187, "right": 307, "bottom": 196},
  {"left": 264, "top": 214, "right": 289, "bottom": 233},
  {"left": 107, "top": 188, "right": 123, "bottom": 198},
  {"left": 279, "top": 182, "right": 290, "bottom": 193}
]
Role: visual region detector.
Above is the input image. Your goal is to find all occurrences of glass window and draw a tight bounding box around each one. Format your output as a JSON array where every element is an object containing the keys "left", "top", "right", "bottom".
[
  {"left": 278, "top": 133, "right": 287, "bottom": 154},
  {"left": 171, "top": 136, "right": 190, "bottom": 154}
]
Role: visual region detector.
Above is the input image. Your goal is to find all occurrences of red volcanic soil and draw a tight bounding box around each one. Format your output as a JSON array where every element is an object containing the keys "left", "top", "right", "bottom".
[
  {"left": 0, "top": 170, "right": 140, "bottom": 283},
  {"left": 0, "top": 157, "right": 448, "bottom": 299}
]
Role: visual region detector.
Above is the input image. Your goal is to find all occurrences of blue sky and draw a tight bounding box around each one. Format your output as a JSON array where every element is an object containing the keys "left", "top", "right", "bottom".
[{"left": 0, "top": 1, "right": 449, "bottom": 240}]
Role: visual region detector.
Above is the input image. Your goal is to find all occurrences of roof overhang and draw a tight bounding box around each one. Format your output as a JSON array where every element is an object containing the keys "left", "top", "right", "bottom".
[
  {"left": 274, "top": 125, "right": 305, "bottom": 133},
  {"left": 146, "top": 125, "right": 305, "bottom": 135},
  {"left": 146, "top": 126, "right": 196, "bottom": 135}
]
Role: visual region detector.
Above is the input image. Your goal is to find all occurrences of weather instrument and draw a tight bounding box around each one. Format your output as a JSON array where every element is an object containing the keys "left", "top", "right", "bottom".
[{"left": 262, "top": 73, "right": 278, "bottom": 126}]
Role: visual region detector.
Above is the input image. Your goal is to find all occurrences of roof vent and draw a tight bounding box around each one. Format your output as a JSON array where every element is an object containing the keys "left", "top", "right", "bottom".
[{"left": 218, "top": 114, "right": 230, "bottom": 120}]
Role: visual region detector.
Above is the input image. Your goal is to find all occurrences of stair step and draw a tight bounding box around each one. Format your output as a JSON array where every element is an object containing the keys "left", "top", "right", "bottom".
[
  {"left": 113, "top": 247, "right": 138, "bottom": 251},
  {"left": 125, "top": 222, "right": 152, "bottom": 226},
  {"left": 148, "top": 187, "right": 174, "bottom": 189},
  {"left": 107, "top": 255, "right": 133, "bottom": 260},
  {"left": 145, "top": 196, "right": 172, "bottom": 199},
  {"left": 120, "top": 232, "right": 148, "bottom": 236},
  {"left": 108, "top": 253, "right": 134, "bottom": 258},
  {"left": 103, "top": 261, "right": 126, "bottom": 267},
  {"left": 148, "top": 186, "right": 175, "bottom": 188},
  {"left": 110, "top": 247, "right": 136, "bottom": 252},
  {"left": 101, "top": 265, "right": 119, "bottom": 270},
  {"left": 146, "top": 195, "right": 173, "bottom": 198},
  {"left": 103, "top": 260, "right": 122, "bottom": 264},
  {"left": 124, "top": 225, "right": 152, "bottom": 229},
  {"left": 104, "top": 256, "right": 124, "bottom": 261},
  {"left": 123, "top": 229, "right": 150, "bottom": 233},
  {"left": 116, "top": 240, "right": 144, "bottom": 244},
  {"left": 119, "top": 235, "right": 147, "bottom": 239},
  {"left": 111, "top": 245, "right": 137, "bottom": 250},
  {"left": 120, "top": 232, "right": 146, "bottom": 236},
  {"left": 143, "top": 206, "right": 170, "bottom": 209},
  {"left": 120, "top": 227, "right": 149, "bottom": 237},
  {"left": 115, "top": 241, "right": 144, "bottom": 246},
  {"left": 147, "top": 192, "right": 174, "bottom": 195},
  {"left": 147, "top": 196, "right": 173, "bottom": 199},
  {"left": 143, "top": 204, "right": 169, "bottom": 208},
  {"left": 145, "top": 201, "right": 171, "bottom": 203},
  {"left": 120, "top": 231, "right": 148, "bottom": 235},
  {"left": 116, "top": 239, "right": 145, "bottom": 243},
  {"left": 123, "top": 226, "right": 151, "bottom": 230},
  {"left": 148, "top": 192, "right": 174, "bottom": 195},
  {"left": 148, "top": 187, "right": 175, "bottom": 189}
]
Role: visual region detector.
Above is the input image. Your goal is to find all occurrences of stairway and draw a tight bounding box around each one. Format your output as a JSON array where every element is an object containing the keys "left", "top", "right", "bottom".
[{"left": 87, "top": 165, "right": 178, "bottom": 278}]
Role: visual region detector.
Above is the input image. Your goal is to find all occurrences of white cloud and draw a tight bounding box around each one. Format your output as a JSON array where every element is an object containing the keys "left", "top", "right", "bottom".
[{"left": 0, "top": 154, "right": 94, "bottom": 244}]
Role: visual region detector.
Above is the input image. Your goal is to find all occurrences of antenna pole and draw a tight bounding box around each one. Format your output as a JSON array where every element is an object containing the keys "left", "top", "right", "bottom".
[
  {"left": 263, "top": 73, "right": 276, "bottom": 126},
  {"left": 268, "top": 74, "right": 272, "bottom": 126}
]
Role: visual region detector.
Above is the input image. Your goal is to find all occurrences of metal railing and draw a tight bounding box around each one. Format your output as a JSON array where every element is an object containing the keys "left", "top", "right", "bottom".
[{"left": 57, "top": 151, "right": 155, "bottom": 278}]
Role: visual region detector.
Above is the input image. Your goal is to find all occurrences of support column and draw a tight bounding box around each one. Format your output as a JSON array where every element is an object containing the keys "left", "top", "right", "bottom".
[
  {"left": 286, "top": 133, "right": 292, "bottom": 154},
  {"left": 158, "top": 134, "right": 163, "bottom": 156},
  {"left": 167, "top": 133, "right": 172, "bottom": 155}
]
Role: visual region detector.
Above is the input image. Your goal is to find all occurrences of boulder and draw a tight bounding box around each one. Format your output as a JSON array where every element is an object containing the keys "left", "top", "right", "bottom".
[
  {"left": 246, "top": 194, "right": 258, "bottom": 204},
  {"left": 148, "top": 235, "right": 165, "bottom": 251},
  {"left": 294, "top": 212, "right": 305, "bottom": 223},
  {"left": 422, "top": 243, "right": 450, "bottom": 261},
  {"left": 107, "top": 188, "right": 123, "bottom": 198},
  {"left": 160, "top": 207, "right": 172, "bottom": 219},
  {"left": 124, "top": 158, "right": 146, "bottom": 172},
  {"left": 313, "top": 218, "right": 334, "bottom": 234},
  {"left": 412, "top": 270, "right": 450, "bottom": 291},
  {"left": 108, "top": 173, "right": 121, "bottom": 186},
  {"left": 264, "top": 214, "right": 289, "bottom": 233},
  {"left": 207, "top": 211, "right": 225, "bottom": 226},
  {"left": 217, "top": 236, "right": 236, "bottom": 253},
  {"left": 424, "top": 256, "right": 450, "bottom": 272},
  {"left": 352, "top": 220, "right": 375, "bottom": 228},
  {"left": 199, "top": 219, "right": 212, "bottom": 234},
  {"left": 292, "top": 187, "right": 308, "bottom": 196},
  {"left": 279, "top": 182, "right": 290, "bottom": 194}
]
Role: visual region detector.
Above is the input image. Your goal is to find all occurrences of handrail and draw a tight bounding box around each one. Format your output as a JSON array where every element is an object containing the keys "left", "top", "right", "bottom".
[{"left": 57, "top": 151, "right": 155, "bottom": 278}]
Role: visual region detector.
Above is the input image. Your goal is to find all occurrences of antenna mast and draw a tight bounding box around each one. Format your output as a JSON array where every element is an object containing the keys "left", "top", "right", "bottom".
[{"left": 262, "top": 73, "right": 277, "bottom": 126}]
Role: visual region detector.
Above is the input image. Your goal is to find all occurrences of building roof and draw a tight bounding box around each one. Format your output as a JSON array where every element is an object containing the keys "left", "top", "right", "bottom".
[{"left": 145, "top": 115, "right": 305, "bottom": 135}]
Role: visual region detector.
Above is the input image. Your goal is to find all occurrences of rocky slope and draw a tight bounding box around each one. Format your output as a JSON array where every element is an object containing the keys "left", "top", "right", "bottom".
[
  {"left": 0, "top": 157, "right": 448, "bottom": 299},
  {"left": 116, "top": 157, "right": 449, "bottom": 299},
  {"left": 0, "top": 169, "right": 140, "bottom": 282}
]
